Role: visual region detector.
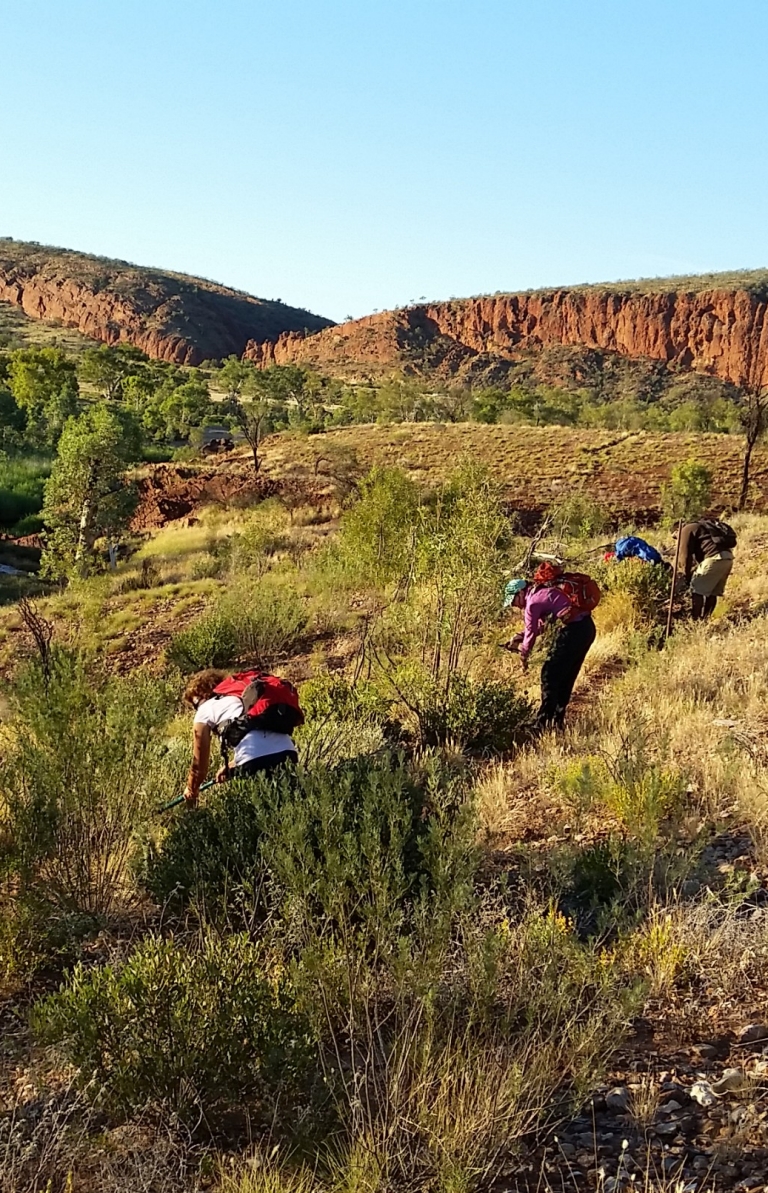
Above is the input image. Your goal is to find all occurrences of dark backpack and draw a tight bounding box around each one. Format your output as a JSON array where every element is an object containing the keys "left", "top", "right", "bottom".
[
  {"left": 697, "top": 519, "right": 737, "bottom": 554},
  {"left": 212, "top": 669, "right": 304, "bottom": 748}
]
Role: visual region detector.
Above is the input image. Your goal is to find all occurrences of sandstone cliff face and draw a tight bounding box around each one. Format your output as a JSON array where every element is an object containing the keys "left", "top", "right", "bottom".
[
  {"left": 245, "top": 286, "right": 768, "bottom": 390},
  {"left": 0, "top": 240, "right": 333, "bottom": 365}
]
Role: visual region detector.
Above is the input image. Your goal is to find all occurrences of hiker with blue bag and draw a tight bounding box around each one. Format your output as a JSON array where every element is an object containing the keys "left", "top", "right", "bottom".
[
  {"left": 502, "top": 563, "right": 600, "bottom": 731},
  {"left": 610, "top": 535, "right": 665, "bottom": 565}
]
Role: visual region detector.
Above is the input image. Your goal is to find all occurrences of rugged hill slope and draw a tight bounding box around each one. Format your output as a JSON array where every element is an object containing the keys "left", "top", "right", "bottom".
[
  {"left": 245, "top": 273, "right": 768, "bottom": 390},
  {"left": 0, "top": 239, "right": 333, "bottom": 365}
]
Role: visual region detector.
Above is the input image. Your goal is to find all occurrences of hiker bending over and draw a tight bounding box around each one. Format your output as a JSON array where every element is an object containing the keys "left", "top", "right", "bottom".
[
  {"left": 677, "top": 519, "right": 737, "bottom": 621},
  {"left": 605, "top": 535, "right": 666, "bottom": 566},
  {"left": 182, "top": 668, "right": 301, "bottom": 805},
  {"left": 503, "top": 575, "right": 597, "bottom": 731}
]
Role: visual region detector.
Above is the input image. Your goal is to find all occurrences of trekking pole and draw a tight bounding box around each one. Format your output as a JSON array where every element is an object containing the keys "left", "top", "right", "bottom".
[
  {"left": 156, "top": 778, "right": 215, "bottom": 813},
  {"left": 665, "top": 519, "right": 683, "bottom": 643}
]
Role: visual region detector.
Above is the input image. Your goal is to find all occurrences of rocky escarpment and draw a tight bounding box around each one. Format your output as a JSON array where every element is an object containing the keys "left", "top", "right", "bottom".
[
  {"left": 245, "top": 278, "right": 768, "bottom": 390},
  {"left": 0, "top": 239, "right": 333, "bottom": 365}
]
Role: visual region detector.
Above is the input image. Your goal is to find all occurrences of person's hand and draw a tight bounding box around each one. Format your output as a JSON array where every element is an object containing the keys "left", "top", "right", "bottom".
[
  {"left": 183, "top": 786, "right": 198, "bottom": 807},
  {"left": 215, "top": 765, "right": 228, "bottom": 784}
]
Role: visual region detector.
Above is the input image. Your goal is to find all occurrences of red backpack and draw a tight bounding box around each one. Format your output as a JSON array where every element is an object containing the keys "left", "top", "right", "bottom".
[
  {"left": 213, "top": 669, "right": 305, "bottom": 747},
  {"left": 532, "top": 562, "right": 601, "bottom": 619}
]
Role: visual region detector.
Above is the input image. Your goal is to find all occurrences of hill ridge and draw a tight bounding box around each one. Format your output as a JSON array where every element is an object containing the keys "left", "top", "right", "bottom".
[{"left": 0, "top": 238, "right": 334, "bottom": 365}]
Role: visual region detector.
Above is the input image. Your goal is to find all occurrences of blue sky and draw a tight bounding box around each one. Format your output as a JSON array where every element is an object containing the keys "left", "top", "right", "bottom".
[{"left": 1, "top": 0, "right": 767, "bottom": 322}]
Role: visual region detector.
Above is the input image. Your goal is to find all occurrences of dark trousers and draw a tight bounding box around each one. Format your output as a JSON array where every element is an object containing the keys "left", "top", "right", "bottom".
[
  {"left": 537, "top": 616, "right": 596, "bottom": 730},
  {"left": 231, "top": 750, "right": 298, "bottom": 780}
]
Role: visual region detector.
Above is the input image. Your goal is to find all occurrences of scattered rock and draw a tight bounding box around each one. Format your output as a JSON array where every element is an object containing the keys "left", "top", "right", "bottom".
[
  {"left": 691, "top": 1081, "right": 717, "bottom": 1107},
  {"left": 739, "top": 1024, "right": 768, "bottom": 1045},
  {"left": 605, "top": 1086, "right": 631, "bottom": 1112},
  {"left": 712, "top": 1067, "right": 750, "bottom": 1095},
  {"left": 694, "top": 1043, "right": 718, "bottom": 1061}
]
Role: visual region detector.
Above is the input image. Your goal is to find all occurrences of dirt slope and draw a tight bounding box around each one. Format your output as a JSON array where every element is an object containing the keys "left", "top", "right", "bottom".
[
  {"left": 0, "top": 239, "right": 333, "bottom": 364},
  {"left": 245, "top": 274, "right": 768, "bottom": 389},
  {"left": 258, "top": 423, "right": 768, "bottom": 518}
]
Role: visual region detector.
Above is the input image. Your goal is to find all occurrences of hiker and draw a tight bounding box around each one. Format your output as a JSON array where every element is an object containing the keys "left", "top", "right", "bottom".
[
  {"left": 608, "top": 535, "right": 665, "bottom": 566},
  {"left": 677, "top": 518, "right": 737, "bottom": 621},
  {"left": 503, "top": 570, "right": 598, "bottom": 731},
  {"left": 182, "top": 668, "right": 301, "bottom": 804}
]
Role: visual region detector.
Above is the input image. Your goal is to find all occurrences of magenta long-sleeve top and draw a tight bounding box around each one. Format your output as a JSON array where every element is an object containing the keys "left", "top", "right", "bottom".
[{"left": 520, "top": 586, "right": 581, "bottom": 657}]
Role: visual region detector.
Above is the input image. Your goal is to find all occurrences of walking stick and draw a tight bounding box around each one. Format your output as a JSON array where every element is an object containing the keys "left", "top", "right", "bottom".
[
  {"left": 665, "top": 519, "right": 683, "bottom": 643},
  {"left": 157, "top": 778, "right": 215, "bottom": 813}
]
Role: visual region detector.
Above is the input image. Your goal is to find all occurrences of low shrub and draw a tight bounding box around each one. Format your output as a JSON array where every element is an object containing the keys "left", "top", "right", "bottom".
[
  {"left": 393, "top": 668, "right": 533, "bottom": 751},
  {"left": 662, "top": 457, "right": 712, "bottom": 523},
  {"left": 598, "top": 557, "right": 670, "bottom": 625},
  {"left": 166, "top": 579, "right": 307, "bottom": 672},
  {"left": 145, "top": 755, "right": 478, "bottom": 951},
  {"left": 33, "top": 933, "right": 317, "bottom": 1125}
]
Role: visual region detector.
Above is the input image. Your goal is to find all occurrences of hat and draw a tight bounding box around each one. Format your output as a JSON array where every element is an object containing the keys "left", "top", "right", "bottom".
[{"left": 503, "top": 578, "right": 528, "bottom": 608}]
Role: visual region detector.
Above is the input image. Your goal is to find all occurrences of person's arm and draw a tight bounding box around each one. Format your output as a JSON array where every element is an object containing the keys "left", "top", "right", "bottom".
[
  {"left": 678, "top": 523, "right": 696, "bottom": 582},
  {"left": 184, "top": 722, "right": 212, "bottom": 805},
  {"left": 519, "top": 593, "right": 542, "bottom": 659}
]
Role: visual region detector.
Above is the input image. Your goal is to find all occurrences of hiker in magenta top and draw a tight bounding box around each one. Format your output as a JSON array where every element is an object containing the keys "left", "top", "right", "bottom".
[
  {"left": 503, "top": 577, "right": 597, "bottom": 731},
  {"left": 518, "top": 584, "right": 585, "bottom": 660}
]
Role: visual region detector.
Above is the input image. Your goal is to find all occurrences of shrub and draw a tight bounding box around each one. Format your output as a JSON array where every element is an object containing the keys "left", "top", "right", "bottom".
[
  {"left": 662, "top": 457, "right": 712, "bottom": 522},
  {"left": 166, "top": 579, "right": 307, "bottom": 672},
  {"left": 599, "top": 558, "right": 670, "bottom": 625},
  {"left": 337, "top": 466, "right": 421, "bottom": 584},
  {"left": 145, "top": 755, "right": 478, "bottom": 951},
  {"left": 33, "top": 933, "right": 317, "bottom": 1125},
  {"left": 394, "top": 669, "right": 533, "bottom": 750},
  {"left": 1, "top": 650, "right": 179, "bottom": 919},
  {"left": 550, "top": 492, "right": 609, "bottom": 540}
]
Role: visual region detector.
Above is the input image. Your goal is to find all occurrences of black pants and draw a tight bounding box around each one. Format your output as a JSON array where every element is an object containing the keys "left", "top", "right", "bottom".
[
  {"left": 231, "top": 751, "right": 298, "bottom": 780},
  {"left": 537, "top": 616, "right": 596, "bottom": 730}
]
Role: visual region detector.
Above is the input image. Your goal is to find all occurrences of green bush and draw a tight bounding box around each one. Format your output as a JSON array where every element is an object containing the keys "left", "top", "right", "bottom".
[
  {"left": 337, "top": 466, "right": 421, "bottom": 584},
  {"left": 550, "top": 492, "right": 609, "bottom": 540},
  {"left": 662, "top": 457, "right": 712, "bottom": 522},
  {"left": 33, "top": 933, "right": 317, "bottom": 1125},
  {"left": 1, "top": 650, "right": 179, "bottom": 919},
  {"left": 166, "top": 579, "right": 307, "bottom": 672},
  {"left": 145, "top": 755, "right": 478, "bottom": 951},
  {"left": 396, "top": 669, "right": 533, "bottom": 750},
  {"left": 599, "top": 557, "right": 670, "bottom": 624}
]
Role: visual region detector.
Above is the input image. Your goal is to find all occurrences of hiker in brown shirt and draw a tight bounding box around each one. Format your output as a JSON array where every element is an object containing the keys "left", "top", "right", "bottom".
[{"left": 677, "top": 519, "right": 737, "bottom": 620}]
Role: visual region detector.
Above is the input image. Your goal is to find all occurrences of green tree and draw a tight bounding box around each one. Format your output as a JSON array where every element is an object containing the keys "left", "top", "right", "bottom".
[
  {"left": 78, "top": 343, "right": 148, "bottom": 401},
  {"left": 142, "top": 373, "right": 212, "bottom": 441},
  {"left": 42, "top": 404, "right": 141, "bottom": 578},
  {"left": 0, "top": 383, "right": 26, "bottom": 451},
  {"left": 7, "top": 346, "right": 79, "bottom": 449}
]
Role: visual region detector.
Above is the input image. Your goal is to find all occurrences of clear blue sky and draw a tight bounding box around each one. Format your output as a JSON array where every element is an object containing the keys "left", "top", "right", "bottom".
[{"left": 2, "top": 0, "right": 767, "bottom": 323}]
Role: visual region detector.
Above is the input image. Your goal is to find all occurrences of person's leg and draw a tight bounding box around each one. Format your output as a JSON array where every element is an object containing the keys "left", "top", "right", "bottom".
[
  {"left": 691, "top": 592, "right": 705, "bottom": 620},
  {"left": 551, "top": 618, "right": 596, "bottom": 725},
  {"left": 536, "top": 618, "right": 596, "bottom": 730},
  {"left": 703, "top": 595, "right": 718, "bottom": 619}
]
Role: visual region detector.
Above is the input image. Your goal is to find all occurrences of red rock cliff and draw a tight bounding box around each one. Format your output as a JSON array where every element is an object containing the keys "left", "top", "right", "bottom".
[
  {"left": 246, "top": 285, "right": 768, "bottom": 389},
  {"left": 0, "top": 240, "right": 333, "bottom": 365}
]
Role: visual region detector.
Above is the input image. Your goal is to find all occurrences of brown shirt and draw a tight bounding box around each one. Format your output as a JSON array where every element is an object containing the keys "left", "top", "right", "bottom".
[{"left": 677, "top": 521, "right": 728, "bottom": 581}]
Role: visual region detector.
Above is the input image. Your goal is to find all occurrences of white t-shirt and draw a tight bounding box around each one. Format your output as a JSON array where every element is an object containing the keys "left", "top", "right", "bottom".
[{"left": 193, "top": 694, "right": 296, "bottom": 767}]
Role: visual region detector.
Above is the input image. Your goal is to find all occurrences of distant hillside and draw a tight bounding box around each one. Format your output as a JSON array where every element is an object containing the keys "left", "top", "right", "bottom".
[
  {"left": 0, "top": 239, "right": 334, "bottom": 365},
  {"left": 245, "top": 271, "right": 768, "bottom": 391}
]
